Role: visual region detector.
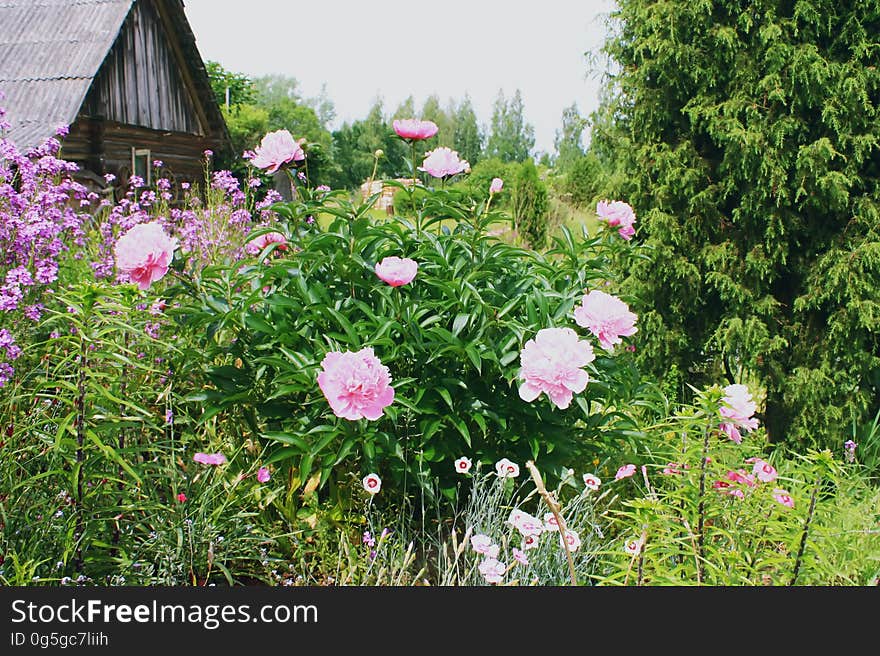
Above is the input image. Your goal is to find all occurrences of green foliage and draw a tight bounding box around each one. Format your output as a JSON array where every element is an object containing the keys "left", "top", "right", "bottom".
[
  {"left": 593, "top": 388, "right": 880, "bottom": 585},
  {"left": 177, "top": 184, "right": 643, "bottom": 508},
  {"left": 206, "top": 60, "right": 257, "bottom": 108},
  {"left": 510, "top": 159, "right": 549, "bottom": 249},
  {"left": 598, "top": 0, "right": 880, "bottom": 448},
  {"left": 553, "top": 103, "right": 587, "bottom": 173},
  {"left": 453, "top": 95, "right": 484, "bottom": 166},
  {"left": 485, "top": 89, "right": 536, "bottom": 163}
]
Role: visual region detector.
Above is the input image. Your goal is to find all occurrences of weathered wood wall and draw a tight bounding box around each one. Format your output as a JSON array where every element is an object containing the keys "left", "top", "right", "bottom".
[{"left": 81, "top": 0, "right": 204, "bottom": 136}]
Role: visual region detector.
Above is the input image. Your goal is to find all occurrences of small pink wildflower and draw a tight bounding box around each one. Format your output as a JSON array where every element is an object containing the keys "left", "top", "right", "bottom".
[
  {"left": 751, "top": 459, "right": 777, "bottom": 483},
  {"left": 773, "top": 489, "right": 795, "bottom": 508},
  {"left": 478, "top": 557, "right": 506, "bottom": 584},
  {"left": 582, "top": 473, "right": 601, "bottom": 490},
  {"left": 454, "top": 456, "right": 472, "bottom": 474},
  {"left": 257, "top": 467, "right": 271, "bottom": 483},
  {"left": 470, "top": 534, "right": 499, "bottom": 558},
  {"left": 362, "top": 473, "right": 382, "bottom": 495},
  {"left": 615, "top": 464, "right": 636, "bottom": 480},
  {"left": 512, "top": 548, "right": 529, "bottom": 566},
  {"left": 495, "top": 458, "right": 520, "bottom": 478},
  {"left": 193, "top": 452, "right": 226, "bottom": 466},
  {"left": 560, "top": 529, "right": 581, "bottom": 553}
]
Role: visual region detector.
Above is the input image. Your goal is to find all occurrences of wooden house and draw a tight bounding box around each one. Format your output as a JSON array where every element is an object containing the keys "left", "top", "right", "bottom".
[{"left": 0, "top": 0, "right": 230, "bottom": 191}]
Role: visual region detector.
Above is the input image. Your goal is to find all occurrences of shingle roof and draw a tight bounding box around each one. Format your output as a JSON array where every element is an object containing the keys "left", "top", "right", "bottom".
[{"left": 0, "top": 0, "right": 135, "bottom": 148}]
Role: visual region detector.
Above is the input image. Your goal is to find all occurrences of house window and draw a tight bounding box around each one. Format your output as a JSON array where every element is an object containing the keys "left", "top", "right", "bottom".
[{"left": 131, "top": 148, "right": 151, "bottom": 185}]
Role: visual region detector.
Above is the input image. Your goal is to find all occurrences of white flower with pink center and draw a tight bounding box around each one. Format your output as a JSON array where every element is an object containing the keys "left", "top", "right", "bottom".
[
  {"left": 560, "top": 529, "right": 581, "bottom": 552},
  {"left": 495, "top": 458, "right": 520, "bottom": 479},
  {"left": 478, "top": 558, "right": 506, "bottom": 584},
  {"left": 454, "top": 456, "right": 472, "bottom": 474},
  {"left": 512, "top": 548, "right": 529, "bottom": 566},
  {"left": 582, "top": 473, "right": 601, "bottom": 490}
]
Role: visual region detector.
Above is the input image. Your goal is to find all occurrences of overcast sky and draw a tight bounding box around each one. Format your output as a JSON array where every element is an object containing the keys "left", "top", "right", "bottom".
[{"left": 183, "top": 0, "right": 618, "bottom": 155}]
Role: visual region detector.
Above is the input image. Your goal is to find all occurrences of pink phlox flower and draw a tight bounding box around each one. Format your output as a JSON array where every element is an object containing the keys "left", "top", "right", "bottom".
[
  {"left": 573, "top": 290, "right": 638, "bottom": 351},
  {"left": 615, "top": 463, "right": 636, "bottom": 480},
  {"left": 375, "top": 256, "right": 418, "bottom": 287},
  {"left": 257, "top": 467, "right": 271, "bottom": 483},
  {"left": 193, "top": 452, "right": 227, "bottom": 466},
  {"left": 317, "top": 347, "right": 395, "bottom": 421},
  {"left": 518, "top": 327, "right": 594, "bottom": 409},
  {"left": 751, "top": 458, "right": 777, "bottom": 483},
  {"left": 772, "top": 489, "right": 795, "bottom": 508}
]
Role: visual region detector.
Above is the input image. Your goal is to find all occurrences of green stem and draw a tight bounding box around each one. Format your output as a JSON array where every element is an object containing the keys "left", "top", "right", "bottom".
[
  {"left": 696, "top": 425, "right": 711, "bottom": 584},
  {"left": 789, "top": 475, "right": 821, "bottom": 586}
]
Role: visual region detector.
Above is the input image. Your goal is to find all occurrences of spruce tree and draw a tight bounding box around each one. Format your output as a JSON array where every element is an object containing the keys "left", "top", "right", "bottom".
[{"left": 597, "top": 0, "right": 880, "bottom": 447}]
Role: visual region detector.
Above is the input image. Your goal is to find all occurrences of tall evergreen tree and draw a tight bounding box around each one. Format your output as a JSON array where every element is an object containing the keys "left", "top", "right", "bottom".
[
  {"left": 453, "top": 94, "right": 484, "bottom": 166},
  {"left": 486, "top": 89, "right": 535, "bottom": 162},
  {"left": 553, "top": 103, "right": 587, "bottom": 173},
  {"left": 597, "top": 0, "right": 880, "bottom": 447}
]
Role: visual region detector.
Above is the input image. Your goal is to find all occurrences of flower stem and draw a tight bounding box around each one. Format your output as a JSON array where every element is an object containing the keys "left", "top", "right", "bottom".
[
  {"left": 525, "top": 461, "right": 577, "bottom": 585},
  {"left": 789, "top": 474, "right": 821, "bottom": 585},
  {"left": 696, "top": 425, "right": 711, "bottom": 584}
]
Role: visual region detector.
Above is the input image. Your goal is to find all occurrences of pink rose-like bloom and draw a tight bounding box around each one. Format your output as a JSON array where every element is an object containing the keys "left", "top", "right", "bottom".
[
  {"left": 495, "top": 458, "right": 520, "bottom": 479},
  {"left": 615, "top": 464, "right": 636, "bottom": 480},
  {"left": 317, "top": 347, "right": 395, "bottom": 420},
  {"left": 512, "top": 548, "right": 529, "bottom": 566},
  {"left": 596, "top": 200, "right": 636, "bottom": 240},
  {"left": 478, "top": 557, "right": 506, "bottom": 584},
  {"left": 193, "top": 452, "right": 227, "bottom": 466},
  {"left": 752, "top": 459, "right": 777, "bottom": 483},
  {"left": 362, "top": 473, "right": 382, "bottom": 495},
  {"left": 257, "top": 467, "right": 271, "bottom": 483},
  {"left": 773, "top": 489, "right": 795, "bottom": 508},
  {"left": 454, "top": 456, "right": 472, "bottom": 474},
  {"left": 518, "top": 327, "right": 595, "bottom": 410},
  {"left": 719, "top": 384, "right": 759, "bottom": 444},
  {"left": 560, "top": 529, "right": 581, "bottom": 553},
  {"left": 114, "top": 222, "right": 178, "bottom": 290},
  {"left": 573, "top": 290, "right": 638, "bottom": 351},
  {"left": 392, "top": 118, "right": 439, "bottom": 141},
  {"left": 418, "top": 146, "right": 470, "bottom": 178},
  {"left": 470, "top": 534, "right": 497, "bottom": 556},
  {"left": 375, "top": 256, "right": 418, "bottom": 287},
  {"left": 246, "top": 231, "right": 288, "bottom": 255},
  {"left": 489, "top": 177, "right": 503, "bottom": 194},
  {"left": 582, "top": 473, "right": 601, "bottom": 491},
  {"left": 250, "top": 129, "right": 306, "bottom": 174}
]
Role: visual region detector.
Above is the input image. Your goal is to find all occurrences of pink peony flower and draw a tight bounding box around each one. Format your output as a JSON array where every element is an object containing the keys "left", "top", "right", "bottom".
[
  {"left": 246, "top": 231, "right": 288, "bottom": 255},
  {"left": 250, "top": 129, "right": 305, "bottom": 174},
  {"left": 114, "top": 222, "right": 178, "bottom": 290},
  {"left": 257, "top": 467, "right": 271, "bottom": 483},
  {"left": 582, "top": 473, "right": 601, "bottom": 490},
  {"left": 573, "top": 290, "right": 638, "bottom": 351},
  {"left": 772, "top": 489, "right": 795, "bottom": 508},
  {"left": 362, "top": 473, "right": 382, "bottom": 495},
  {"left": 719, "top": 384, "right": 759, "bottom": 444},
  {"left": 560, "top": 529, "right": 581, "bottom": 553},
  {"left": 751, "top": 459, "right": 777, "bottom": 483},
  {"left": 495, "top": 458, "right": 520, "bottom": 478},
  {"left": 470, "top": 534, "right": 498, "bottom": 556},
  {"left": 454, "top": 456, "right": 472, "bottom": 474},
  {"left": 508, "top": 509, "right": 544, "bottom": 537},
  {"left": 489, "top": 177, "right": 504, "bottom": 194},
  {"left": 512, "top": 548, "right": 529, "bottom": 566},
  {"left": 596, "top": 200, "right": 636, "bottom": 240},
  {"left": 615, "top": 464, "right": 636, "bottom": 480},
  {"left": 518, "top": 327, "right": 595, "bottom": 409},
  {"left": 317, "top": 347, "right": 395, "bottom": 420},
  {"left": 478, "top": 557, "right": 506, "bottom": 584},
  {"left": 193, "top": 452, "right": 227, "bottom": 466},
  {"left": 392, "top": 118, "right": 439, "bottom": 141},
  {"left": 375, "top": 256, "right": 418, "bottom": 287},
  {"left": 418, "top": 146, "right": 470, "bottom": 178}
]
